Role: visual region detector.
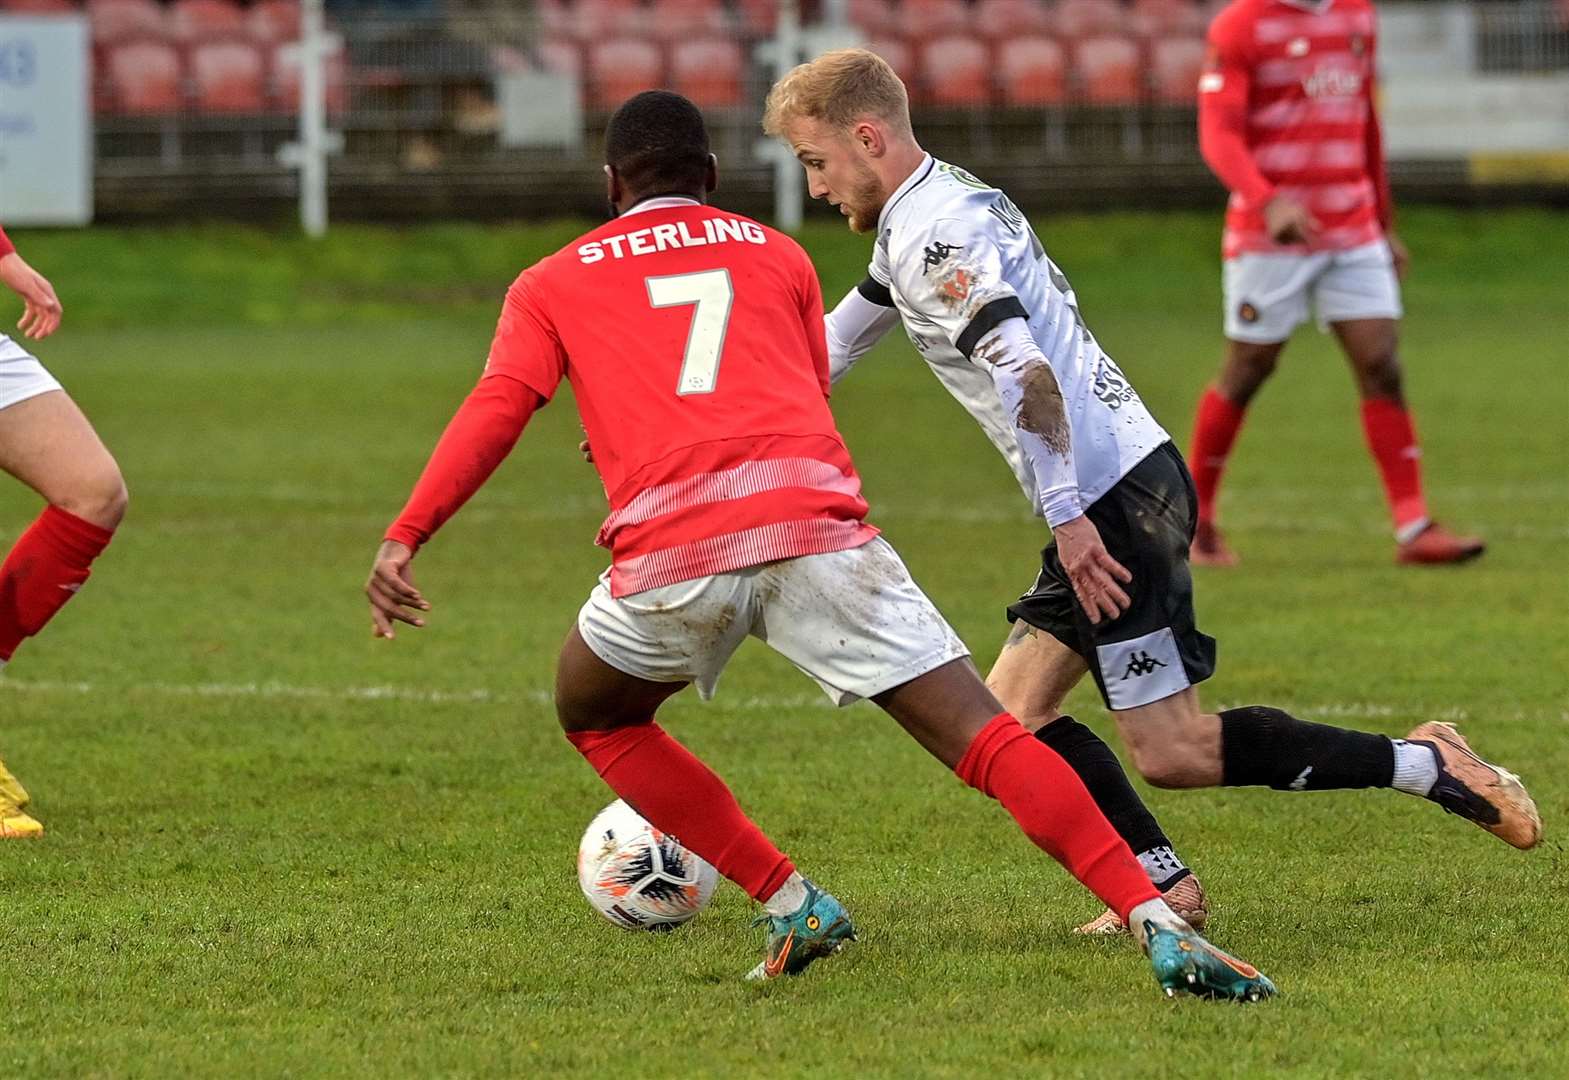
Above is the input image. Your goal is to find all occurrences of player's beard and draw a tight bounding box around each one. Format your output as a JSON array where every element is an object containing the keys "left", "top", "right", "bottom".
[{"left": 845, "top": 162, "right": 886, "bottom": 235}]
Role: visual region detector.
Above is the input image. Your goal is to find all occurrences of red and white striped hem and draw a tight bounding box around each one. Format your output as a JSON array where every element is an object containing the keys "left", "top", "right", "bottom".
[
  {"left": 610, "top": 518, "right": 879, "bottom": 597},
  {"left": 600, "top": 456, "right": 862, "bottom": 539}
]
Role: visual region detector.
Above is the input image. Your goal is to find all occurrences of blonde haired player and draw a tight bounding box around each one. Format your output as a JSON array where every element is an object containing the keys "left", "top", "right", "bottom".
[
  {"left": 764, "top": 49, "right": 1539, "bottom": 934},
  {"left": 0, "top": 226, "right": 129, "bottom": 838}
]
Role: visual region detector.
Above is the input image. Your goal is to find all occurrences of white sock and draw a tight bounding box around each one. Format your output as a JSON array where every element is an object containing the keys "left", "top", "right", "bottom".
[
  {"left": 762, "top": 872, "right": 808, "bottom": 918},
  {"left": 1137, "top": 846, "right": 1188, "bottom": 890},
  {"left": 1390, "top": 739, "right": 1439, "bottom": 796},
  {"left": 1396, "top": 517, "right": 1431, "bottom": 545},
  {"left": 1128, "top": 897, "right": 1188, "bottom": 943}
]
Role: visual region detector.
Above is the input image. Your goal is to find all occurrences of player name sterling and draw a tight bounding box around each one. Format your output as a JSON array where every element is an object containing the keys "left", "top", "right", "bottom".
[{"left": 577, "top": 216, "right": 769, "bottom": 264}]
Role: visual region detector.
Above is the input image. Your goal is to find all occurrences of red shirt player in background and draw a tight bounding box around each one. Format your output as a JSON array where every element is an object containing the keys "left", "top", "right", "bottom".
[
  {"left": 0, "top": 229, "right": 129, "bottom": 838},
  {"left": 1190, "top": 0, "right": 1484, "bottom": 565},
  {"left": 365, "top": 91, "right": 1272, "bottom": 997}
]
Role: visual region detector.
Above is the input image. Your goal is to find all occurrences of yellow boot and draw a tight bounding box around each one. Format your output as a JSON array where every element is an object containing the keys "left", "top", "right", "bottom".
[{"left": 0, "top": 758, "right": 43, "bottom": 839}]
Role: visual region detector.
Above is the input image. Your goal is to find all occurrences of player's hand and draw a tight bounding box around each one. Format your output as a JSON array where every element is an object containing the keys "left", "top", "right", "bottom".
[
  {"left": 1052, "top": 514, "right": 1132, "bottom": 625},
  {"left": 367, "top": 539, "right": 430, "bottom": 640},
  {"left": 1388, "top": 233, "right": 1410, "bottom": 280},
  {"left": 1263, "top": 196, "right": 1320, "bottom": 246},
  {"left": 0, "top": 253, "right": 63, "bottom": 340}
]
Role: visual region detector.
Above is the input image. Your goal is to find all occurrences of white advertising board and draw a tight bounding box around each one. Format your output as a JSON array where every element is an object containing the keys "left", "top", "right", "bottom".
[{"left": 0, "top": 15, "right": 92, "bottom": 225}]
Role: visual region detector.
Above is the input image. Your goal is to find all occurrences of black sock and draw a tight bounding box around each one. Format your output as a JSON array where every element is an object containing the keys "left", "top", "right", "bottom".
[
  {"left": 1219, "top": 705, "right": 1395, "bottom": 790},
  {"left": 1036, "top": 716, "right": 1189, "bottom": 889}
]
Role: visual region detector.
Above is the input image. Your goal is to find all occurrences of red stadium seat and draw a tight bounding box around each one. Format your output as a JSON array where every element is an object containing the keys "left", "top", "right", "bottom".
[
  {"left": 272, "top": 40, "right": 348, "bottom": 114},
  {"left": 865, "top": 37, "right": 915, "bottom": 84},
  {"left": 169, "top": 0, "right": 246, "bottom": 45},
  {"left": 669, "top": 38, "right": 744, "bottom": 108},
  {"left": 1, "top": 0, "right": 78, "bottom": 14},
  {"left": 571, "top": 0, "right": 648, "bottom": 42},
  {"left": 847, "top": 0, "right": 897, "bottom": 37},
  {"left": 586, "top": 38, "right": 663, "bottom": 109},
  {"left": 997, "top": 35, "right": 1066, "bottom": 105},
  {"left": 537, "top": 38, "right": 582, "bottom": 77},
  {"left": 87, "top": 0, "right": 167, "bottom": 45},
  {"left": 246, "top": 0, "right": 301, "bottom": 45},
  {"left": 537, "top": 0, "right": 572, "bottom": 39},
  {"left": 1075, "top": 34, "right": 1143, "bottom": 104},
  {"left": 918, "top": 34, "right": 991, "bottom": 107},
  {"left": 647, "top": 0, "right": 731, "bottom": 41},
  {"left": 1055, "top": 0, "right": 1123, "bottom": 39},
  {"left": 1129, "top": 0, "right": 1209, "bottom": 38},
  {"left": 190, "top": 39, "right": 265, "bottom": 112},
  {"left": 1150, "top": 35, "right": 1206, "bottom": 102},
  {"left": 104, "top": 39, "right": 183, "bottom": 114},
  {"left": 971, "top": 0, "right": 1054, "bottom": 40},
  {"left": 902, "top": 0, "right": 970, "bottom": 40}
]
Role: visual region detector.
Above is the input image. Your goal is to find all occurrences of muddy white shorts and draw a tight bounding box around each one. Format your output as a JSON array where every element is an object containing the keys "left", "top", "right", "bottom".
[
  {"left": 576, "top": 536, "right": 970, "bottom": 706},
  {"left": 0, "top": 334, "right": 63, "bottom": 411},
  {"left": 1223, "top": 240, "right": 1403, "bottom": 344}
]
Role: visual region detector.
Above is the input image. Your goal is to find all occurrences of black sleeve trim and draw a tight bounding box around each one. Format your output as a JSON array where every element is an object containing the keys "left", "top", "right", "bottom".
[
  {"left": 855, "top": 275, "right": 895, "bottom": 308},
  {"left": 955, "top": 296, "right": 1029, "bottom": 359}
]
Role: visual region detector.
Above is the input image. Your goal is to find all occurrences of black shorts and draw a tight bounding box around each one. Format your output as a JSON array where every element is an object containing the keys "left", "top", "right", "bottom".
[{"left": 1007, "top": 441, "right": 1216, "bottom": 711}]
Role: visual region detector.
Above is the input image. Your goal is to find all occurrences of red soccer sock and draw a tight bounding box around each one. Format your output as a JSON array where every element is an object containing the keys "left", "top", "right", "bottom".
[
  {"left": 0, "top": 505, "right": 116, "bottom": 663},
  {"left": 1361, "top": 398, "right": 1428, "bottom": 537},
  {"left": 957, "top": 714, "right": 1159, "bottom": 922},
  {"left": 1188, "top": 387, "right": 1248, "bottom": 525},
  {"left": 567, "top": 722, "right": 795, "bottom": 902}
]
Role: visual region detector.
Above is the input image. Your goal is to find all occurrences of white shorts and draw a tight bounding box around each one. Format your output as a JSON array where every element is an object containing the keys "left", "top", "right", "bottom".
[
  {"left": 0, "top": 334, "right": 63, "bottom": 411},
  {"left": 576, "top": 537, "right": 970, "bottom": 707},
  {"left": 1223, "top": 240, "right": 1403, "bottom": 344}
]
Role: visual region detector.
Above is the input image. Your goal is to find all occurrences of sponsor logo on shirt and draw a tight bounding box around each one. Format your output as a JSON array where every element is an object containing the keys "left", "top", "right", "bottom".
[
  {"left": 921, "top": 241, "right": 964, "bottom": 274},
  {"left": 1302, "top": 67, "right": 1363, "bottom": 99}
]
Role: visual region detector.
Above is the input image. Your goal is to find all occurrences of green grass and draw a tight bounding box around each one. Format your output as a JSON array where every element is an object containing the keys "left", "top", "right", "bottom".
[{"left": 1, "top": 209, "right": 1566, "bottom": 1077}]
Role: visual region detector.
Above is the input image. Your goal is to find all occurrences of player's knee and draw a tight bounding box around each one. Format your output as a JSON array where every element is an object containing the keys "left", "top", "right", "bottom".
[
  {"left": 1220, "top": 347, "right": 1279, "bottom": 405},
  {"left": 56, "top": 461, "right": 128, "bottom": 530},
  {"left": 1355, "top": 352, "right": 1403, "bottom": 400}
]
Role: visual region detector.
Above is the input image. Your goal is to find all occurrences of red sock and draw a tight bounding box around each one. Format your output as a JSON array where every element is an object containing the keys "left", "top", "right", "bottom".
[
  {"left": 1189, "top": 387, "right": 1247, "bottom": 525},
  {"left": 957, "top": 714, "right": 1159, "bottom": 922},
  {"left": 0, "top": 506, "right": 116, "bottom": 663},
  {"left": 567, "top": 722, "right": 795, "bottom": 902},
  {"left": 1360, "top": 398, "right": 1428, "bottom": 536}
]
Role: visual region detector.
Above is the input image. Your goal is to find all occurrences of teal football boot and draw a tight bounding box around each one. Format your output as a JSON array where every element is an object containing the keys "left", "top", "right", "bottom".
[
  {"left": 745, "top": 879, "right": 856, "bottom": 981},
  {"left": 1143, "top": 920, "right": 1277, "bottom": 1002}
]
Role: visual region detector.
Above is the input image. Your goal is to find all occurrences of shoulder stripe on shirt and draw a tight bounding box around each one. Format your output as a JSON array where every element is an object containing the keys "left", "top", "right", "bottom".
[
  {"left": 955, "top": 296, "right": 1029, "bottom": 359},
  {"left": 856, "top": 275, "right": 895, "bottom": 308}
]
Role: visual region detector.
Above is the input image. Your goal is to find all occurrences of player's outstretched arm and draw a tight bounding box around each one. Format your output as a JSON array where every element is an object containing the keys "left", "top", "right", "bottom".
[
  {"left": 824, "top": 279, "right": 901, "bottom": 383},
  {"left": 368, "top": 373, "right": 542, "bottom": 639}
]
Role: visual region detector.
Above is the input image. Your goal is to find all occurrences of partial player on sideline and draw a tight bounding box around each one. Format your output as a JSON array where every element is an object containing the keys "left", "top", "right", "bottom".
[
  {"left": 762, "top": 50, "right": 1539, "bottom": 935},
  {"left": 365, "top": 91, "right": 1273, "bottom": 999},
  {"left": 0, "top": 227, "right": 129, "bottom": 839},
  {"left": 1191, "top": 0, "right": 1483, "bottom": 566}
]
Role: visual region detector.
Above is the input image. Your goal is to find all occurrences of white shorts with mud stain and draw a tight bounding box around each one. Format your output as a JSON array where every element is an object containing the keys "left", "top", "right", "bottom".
[
  {"left": 576, "top": 536, "right": 970, "bottom": 706},
  {"left": 0, "top": 334, "right": 63, "bottom": 412}
]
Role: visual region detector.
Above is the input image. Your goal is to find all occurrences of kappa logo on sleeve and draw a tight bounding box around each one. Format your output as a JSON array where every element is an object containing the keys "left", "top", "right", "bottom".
[{"left": 921, "top": 241, "right": 964, "bottom": 274}]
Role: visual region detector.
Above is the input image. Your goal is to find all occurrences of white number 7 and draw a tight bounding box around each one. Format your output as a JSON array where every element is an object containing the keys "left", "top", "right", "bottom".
[{"left": 646, "top": 269, "right": 734, "bottom": 396}]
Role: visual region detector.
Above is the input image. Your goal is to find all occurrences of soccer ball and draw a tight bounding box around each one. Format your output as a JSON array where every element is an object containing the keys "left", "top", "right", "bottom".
[{"left": 577, "top": 799, "right": 718, "bottom": 931}]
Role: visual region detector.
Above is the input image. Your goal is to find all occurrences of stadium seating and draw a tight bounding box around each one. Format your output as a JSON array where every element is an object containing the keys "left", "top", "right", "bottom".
[
  {"left": 537, "top": 37, "right": 582, "bottom": 77},
  {"left": 87, "top": 0, "right": 167, "bottom": 46},
  {"left": 272, "top": 38, "right": 348, "bottom": 113},
  {"left": 669, "top": 37, "right": 744, "bottom": 107},
  {"left": 997, "top": 35, "right": 1066, "bottom": 105},
  {"left": 1055, "top": 0, "right": 1124, "bottom": 39},
  {"left": 586, "top": 37, "right": 664, "bottom": 109},
  {"left": 245, "top": 0, "right": 299, "bottom": 45},
  {"left": 865, "top": 37, "right": 915, "bottom": 82},
  {"left": 918, "top": 33, "right": 990, "bottom": 106},
  {"left": 168, "top": 0, "right": 247, "bottom": 44},
  {"left": 1, "top": 0, "right": 79, "bottom": 13},
  {"left": 646, "top": 0, "right": 730, "bottom": 41},
  {"left": 901, "top": 0, "right": 970, "bottom": 40},
  {"left": 568, "top": 0, "right": 647, "bottom": 41},
  {"left": 103, "top": 38, "right": 182, "bottom": 113},
  {"left": 1074, "top": 34, "right": 1142, "bottom": 103},
  {"left": 1150, "top": 35, "right": 1206, "bottom": 103},
  {"left": 733, "top": 0, "right": 776, "bottom": 34},
  {"left": 971, "top": 0, "right": 1053, "bottom": 40},
  {"left": 189, "top": 38, "right": 266, "bottom": 111},
  {"left": 1130, "top": 0, "right": 1209, "bottom": 37},
  {"left": 848, "top": 0, "right": 897, "bottom": 37}
]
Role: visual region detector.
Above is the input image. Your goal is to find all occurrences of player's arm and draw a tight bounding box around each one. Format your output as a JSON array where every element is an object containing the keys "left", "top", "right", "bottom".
[
  {"left": 0, "top": 227, "right": 64, "bottom": 340},
  {"left": 368, "top": 277, "right": 564, "bottom": 639},
  {"left": 824, "top": 278, "right": 901, "bottom": 384},
  {"left": 1197, "top": 19, "right": 1318, "bottom": 244},
  {"left": 899, "top": 225, "right": 1130, "bottom": 622}
]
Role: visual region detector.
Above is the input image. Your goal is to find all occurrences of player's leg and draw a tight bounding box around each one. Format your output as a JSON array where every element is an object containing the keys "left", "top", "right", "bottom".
[
  {"left": 1329, "top": 314, "right": 1484, "bottom": 564},
  {"left": 987, "top": 617, "right": 1207, "bottom": 933},
  {"left": 1189, "top": 252, "right": 1315, "bottom": 565},
  {"left": 0, "top": 389, "right": 128, "bottom": 669},
  {"left": 558, "top": 573, "right": 852, "bottom": 978}
]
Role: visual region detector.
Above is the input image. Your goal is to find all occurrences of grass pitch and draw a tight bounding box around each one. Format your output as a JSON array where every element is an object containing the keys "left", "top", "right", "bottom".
[{"left": 1, "top": 209, "right": 1565, "bottom": 1078}]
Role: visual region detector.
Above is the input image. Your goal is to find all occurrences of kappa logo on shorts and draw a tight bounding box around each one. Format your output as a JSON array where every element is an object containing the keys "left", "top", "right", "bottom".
[
  {"left": 1122, "top": 651, "right": 1169, "bottom": 680},
  {"left": 1238, "top": 301, "right": 1260, "bottom": 324}
]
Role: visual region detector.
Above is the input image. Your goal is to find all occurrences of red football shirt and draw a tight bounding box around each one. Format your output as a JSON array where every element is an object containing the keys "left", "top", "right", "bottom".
[
  {"left": 483, "top": 198, "right": 876, "bottom": 596},
  {"left": 1199, "top": 0, "right": 1391, "bottom": 258},
  {"left": 0, "top": 227, "right": 14, "bottom": 258}
]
